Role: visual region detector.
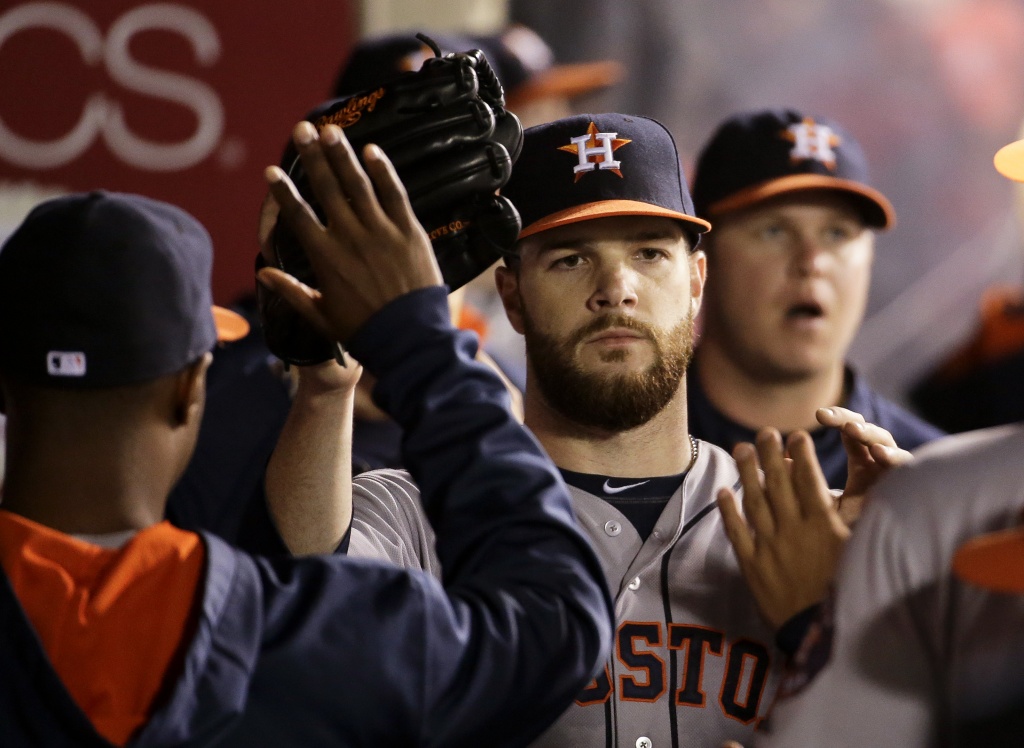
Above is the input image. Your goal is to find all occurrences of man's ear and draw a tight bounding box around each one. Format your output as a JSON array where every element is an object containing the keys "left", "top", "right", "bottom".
[
  {"left": 494, "top": 264, "right": 526, "bottom": 335},
  {"left": 174, "top": 353, "right": 212, "bottom": 426},
  {"left": 690, "top": 248, "right": 708, "bottom": 318}
]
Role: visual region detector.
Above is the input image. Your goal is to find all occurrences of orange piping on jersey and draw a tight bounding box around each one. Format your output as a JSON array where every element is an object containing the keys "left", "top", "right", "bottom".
[{"left": 0, "top": 511, "right": 205, "bottom": 746}]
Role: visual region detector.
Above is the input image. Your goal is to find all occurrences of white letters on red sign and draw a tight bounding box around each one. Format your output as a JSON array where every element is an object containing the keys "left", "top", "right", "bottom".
[{"left": 0, "top": 2, "right": 225, "bottom": 171}]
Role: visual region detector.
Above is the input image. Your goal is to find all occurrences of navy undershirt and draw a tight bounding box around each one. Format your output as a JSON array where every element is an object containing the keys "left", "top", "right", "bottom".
[{"left": 559, "top": 469, "right": 689, "bottom": 541}]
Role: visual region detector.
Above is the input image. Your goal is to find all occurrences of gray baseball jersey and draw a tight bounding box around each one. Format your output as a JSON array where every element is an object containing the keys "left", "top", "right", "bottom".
[
  {"left": 758, "top": 425, "right": 1024, "bottom": 747},
  {"left": 351, "top": 440, "right": 783, "bottom": 748}
]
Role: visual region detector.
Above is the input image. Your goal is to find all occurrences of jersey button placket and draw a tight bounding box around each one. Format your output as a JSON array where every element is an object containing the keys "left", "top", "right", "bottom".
[
  {"left": 604, "top": 520, "right": 622, "bottom": 536},
  {"left": 636, "top": 738, "right": 652, "bottom": 748},
  {"left": 627, "top": 577, "right": 640, "bottom": 591}
]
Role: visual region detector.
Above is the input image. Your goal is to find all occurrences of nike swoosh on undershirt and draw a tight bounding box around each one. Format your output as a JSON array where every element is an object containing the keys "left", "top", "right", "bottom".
[{"left": 602, "top": 479, "right": 651, "bottom": 495}]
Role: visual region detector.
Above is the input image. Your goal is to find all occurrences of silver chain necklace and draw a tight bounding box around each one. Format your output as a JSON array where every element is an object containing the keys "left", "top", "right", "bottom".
[{"left": 687, "top": 434, "right": 699, "bottom": 471}]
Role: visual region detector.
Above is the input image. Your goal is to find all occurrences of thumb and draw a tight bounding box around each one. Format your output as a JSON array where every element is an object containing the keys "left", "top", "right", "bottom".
[{"left": 257, "top": 266, "right": 335, "bottom": 340}]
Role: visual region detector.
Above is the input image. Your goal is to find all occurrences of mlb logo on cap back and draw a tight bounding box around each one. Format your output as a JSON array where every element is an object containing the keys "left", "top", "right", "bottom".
[
  {"left": 47, "top": 352, "right": 87, "bottom": 378},
  {"left": 0, "top": 191, "right": 245, "bottom": 388},
  {"left": 502, "top": 113, "right": 711, "bottom": 240},
  {"left": 691, "top": 109, "right": 895, "bottom": 229}
]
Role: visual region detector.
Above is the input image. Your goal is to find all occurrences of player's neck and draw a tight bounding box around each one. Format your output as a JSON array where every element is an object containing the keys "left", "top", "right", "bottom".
[
  {"left": 524, "top": 380, "right": 694, "bottom": 478},
  {"left": 1, "top": 424, "right": 174, "bottom": 535},
  {"left": 694, "top": 344, "right": 846, "bottom": 434}
]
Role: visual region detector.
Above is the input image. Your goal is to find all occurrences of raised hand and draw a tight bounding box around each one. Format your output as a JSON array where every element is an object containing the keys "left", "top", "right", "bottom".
[
  {"left": 257, "top": 121, "right": 444, "bottom": 343},
  {"left": 816, "top": 406, "right": 914, "bottom": 525},
  {"left": 717, "top": 428, "right": 850, "bottom": 630}
]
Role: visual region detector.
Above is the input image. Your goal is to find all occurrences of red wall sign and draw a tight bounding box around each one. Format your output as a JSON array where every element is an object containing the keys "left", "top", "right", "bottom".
[{"left": 0, "top": 1, "right": 354, "bottom": 303}]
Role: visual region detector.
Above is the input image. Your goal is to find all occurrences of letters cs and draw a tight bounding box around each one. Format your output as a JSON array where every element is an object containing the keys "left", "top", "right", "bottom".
[{"left": 0, "top": 2, "right": 225, "bottom": 171}]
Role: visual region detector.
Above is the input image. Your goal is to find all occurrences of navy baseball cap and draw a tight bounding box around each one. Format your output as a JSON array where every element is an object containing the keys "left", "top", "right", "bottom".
[
  {"left": 0, "top": 191, "right": 247, "bottom": 388},
  {"left": 332, "top": 26, "right": 622, "bottom": 107},
  {"left": 692, "top": 109, "right": 895, "bottom": 230},
  {"left": 501, "top": 113, "right": 711, "bottom": 240}
]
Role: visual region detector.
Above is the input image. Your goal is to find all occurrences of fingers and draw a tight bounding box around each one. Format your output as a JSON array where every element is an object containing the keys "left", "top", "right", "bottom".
[
  {"left": 257, "top": 191, "right": 280, "bottom": 263},
  {"left": 818, "top": 406, "right": 899, "bottom": 450},
  {"left": 317, "top": 125, "right": 389, "bottom": 231},
  {"left": 755, "top": 429, "right": 800, "bottom": 527},
  {"left": 362, "top": 142, "right": 419, "bottom": 234},
  {"left": 868, "top": 441, "right": 914, "bottom": 467},
  {"left": 786, "top": 431, "right": 833, "bottom": 517},
  {"left": 816, "top": 406, "right": 865, "bottom": 429},
  {"left": 256, "top": 266, "right": 333, "bottom": 339},
  {"left": 291, "top": 122, "right": 364, "bottom": 234},
  {"left": 842, "top": 420, "right": 899, "bottom": 450},
  {"left": 733, "top": 442, "right": 775, "bottom": 537},
  {"left": 283, "top": 122, "right": 425, "bottom": 252},
  {"left": 717, "top": 488, "right": 755, "bottom": 562},
  {"left": 265, "top": 165, "right": 328, "bottom": 261}
]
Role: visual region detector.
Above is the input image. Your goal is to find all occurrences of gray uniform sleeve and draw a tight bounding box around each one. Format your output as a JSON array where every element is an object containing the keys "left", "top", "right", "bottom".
[
  {"left": 349, "top": 468, "right": 441, "bottom": 577},
  {"left": 757, "top": 489, "right": 937, "bottom": 747},
  {"left": 760, "top": 427, "right": 1024, "bottom": 747}
]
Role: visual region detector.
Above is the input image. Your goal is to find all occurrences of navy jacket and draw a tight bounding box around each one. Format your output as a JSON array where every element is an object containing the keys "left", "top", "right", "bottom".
[
  {"left": 0, "top": 287, "right": 614, "bottom": 747},
  {"left": 688, "top": 361, "right": 944, "bottom": 489},
  {"left": 164, "top": 317, "right": 292, "bottom": 551}
]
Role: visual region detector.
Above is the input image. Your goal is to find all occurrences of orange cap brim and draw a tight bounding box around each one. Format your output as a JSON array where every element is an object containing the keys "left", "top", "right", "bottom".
[
  {"left": 518, "top": 199, "right": 712, "bottom": 240},
  {"left": 952, "top": 526, "right": 1024, "bottom": 593},
  {"left": 506, "top": 60, "right": 626, "bottom": 108},
  {"left": 212, "top": 306, "right": 250, "bottom": 342},
  {"left": 706, "top": 174, "right": 896, "bottom": 230},
  {"left": 994, "top": 139, "right": 1024, "bottom": 182}
]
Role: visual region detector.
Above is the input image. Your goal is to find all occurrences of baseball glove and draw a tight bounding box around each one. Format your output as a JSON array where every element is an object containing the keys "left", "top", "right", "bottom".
[{"left": 258, "top": 34, "right": 523, "bottom": 366}]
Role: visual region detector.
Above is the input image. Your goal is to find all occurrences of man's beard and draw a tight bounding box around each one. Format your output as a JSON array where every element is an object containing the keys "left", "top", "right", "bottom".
[{"left": 522, "top": 308, "right": 695, "bottom": 432}]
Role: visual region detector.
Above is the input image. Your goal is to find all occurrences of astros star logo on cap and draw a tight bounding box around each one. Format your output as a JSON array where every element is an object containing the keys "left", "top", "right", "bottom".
[
  {"left": 501, "top": 113, "right": 711, "bottom": 239},
  {"left": 782, "top": 117, "right": 841, "bottom": 171},
  {"left": 557, "top": 122, "right": 631, "bottom": 182}
]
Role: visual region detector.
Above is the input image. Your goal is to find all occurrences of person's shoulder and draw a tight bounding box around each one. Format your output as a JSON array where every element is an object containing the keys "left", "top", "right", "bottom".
[
  {"left": 908, "top": 423, "right": 1024, "bottom": 470},
  {"left": 353, "top": 468, "right": 420, "bottom": 499},
  {"left": 870, "top": 423, "right": 1024, "bottom": 522},
  {"left": 352, "top": 468, "right": 426, "bottom": 526},
  {"left": 836, "top": 424, "right": 1024, "bottom": 644},
  {"left": 350, "top": 468, "right": 437, "bottom": 570}
]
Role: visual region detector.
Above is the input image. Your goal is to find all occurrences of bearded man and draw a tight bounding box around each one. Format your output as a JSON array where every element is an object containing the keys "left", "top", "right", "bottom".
[{"left": 265, "top": 114, "right": 909, "bottom": 747}]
